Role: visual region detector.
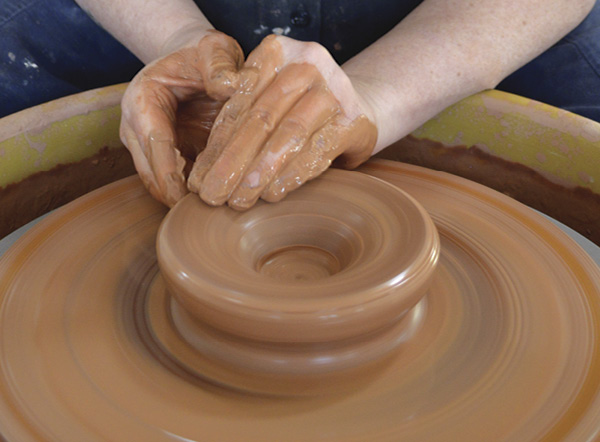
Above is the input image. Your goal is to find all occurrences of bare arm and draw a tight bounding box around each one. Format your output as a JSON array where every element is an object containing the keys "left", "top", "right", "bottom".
[
  {"left": 343, "top": 0, "right": 597, "bottom": 153},
  {"left": 73, "top": 0, "right": 214, "bottom": 63},
  {"left": 74, "top": 0, "right": 596, "bottom": 208},
  {"left": 75, "top": 0, "right": 245, "bottom": 206}
]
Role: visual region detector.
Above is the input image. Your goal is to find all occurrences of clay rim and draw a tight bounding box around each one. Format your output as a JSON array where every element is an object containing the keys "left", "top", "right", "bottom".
[{"left": 156, "top": 170, "right": 440, "bottom": 315}]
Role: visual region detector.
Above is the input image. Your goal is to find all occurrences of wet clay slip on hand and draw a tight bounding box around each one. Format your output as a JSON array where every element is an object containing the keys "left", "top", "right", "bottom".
[
  {"left": 157, "top": 169, "right": 439, "bottom": 395},
  {"left": 1, "top": 160, "right": 600, "bottom": 441}
]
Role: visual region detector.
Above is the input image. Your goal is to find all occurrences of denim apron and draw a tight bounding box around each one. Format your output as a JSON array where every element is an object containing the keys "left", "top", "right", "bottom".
[{"left": 1, "top": 0, "right": 598, "bottom": 121}]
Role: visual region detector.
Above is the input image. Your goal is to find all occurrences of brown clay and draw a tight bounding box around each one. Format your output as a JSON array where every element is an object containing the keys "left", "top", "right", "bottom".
[
  {"left": 157, "top": 169, "right": 439, "bottom": 394},
  {"left": 1, "top": 160, "right": 600, "bottom": 441}
]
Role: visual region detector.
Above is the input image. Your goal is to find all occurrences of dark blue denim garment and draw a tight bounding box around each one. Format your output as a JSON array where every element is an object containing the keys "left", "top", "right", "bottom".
[
  {"left": 0, "top": 0, "right": 598, "bottom": 123},
  {"left": 195, "top": 0, "right": 423, "bottom": 63},
  {"left": 497, "top": 0, "right": 600, "bottom": 122},
  {"left": 0, "top": 0, "right": 144, "bottom": 117}
]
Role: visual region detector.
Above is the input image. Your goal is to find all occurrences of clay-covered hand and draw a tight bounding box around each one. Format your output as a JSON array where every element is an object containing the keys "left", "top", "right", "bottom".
[
  {"left": 188, "top": 35, "right": 378, "bottom": 210},
  {"left": 120, "top": 29, "right": 244, "bottom": 207}
]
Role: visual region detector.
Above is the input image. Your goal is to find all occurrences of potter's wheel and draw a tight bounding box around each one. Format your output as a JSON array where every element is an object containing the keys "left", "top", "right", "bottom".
[{"left": 1, "top": 160, "right": 600, "bottom": 441}]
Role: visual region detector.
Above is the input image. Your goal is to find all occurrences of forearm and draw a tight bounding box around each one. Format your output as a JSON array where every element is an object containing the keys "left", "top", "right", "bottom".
[
  {"left": 74, "top": 0, "right": 214, "bottom": 63},
  {"left": 343, "top": 0, "right": 596, "bottom": 152}
]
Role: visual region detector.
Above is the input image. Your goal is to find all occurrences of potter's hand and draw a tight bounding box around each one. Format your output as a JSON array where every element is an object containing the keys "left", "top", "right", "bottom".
[
  {"left": 188, "top": 35, "right": 378, "bottom": 210},
  {"left": 120, "top": 29, "right": 244, "bottom": 207}
]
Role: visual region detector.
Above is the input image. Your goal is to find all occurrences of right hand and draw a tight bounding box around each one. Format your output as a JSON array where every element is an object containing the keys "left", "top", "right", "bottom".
[
  {"left": 119, "top": 28, "right": 244, "bottom": 207},
  {"left": 188, "top": 35, "right": 378, "bottom": 210}
]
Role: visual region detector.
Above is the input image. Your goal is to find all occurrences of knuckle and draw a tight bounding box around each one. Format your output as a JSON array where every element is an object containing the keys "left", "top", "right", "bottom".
[
  {"left": 280, "top": 116, "right": 309, "bottom": 138},
  {"left": 302, "top": 41, "right": 331, "bottom": 63},
  {"left": 336, "top": 71, "right": 353, "bottom": 90},
  {"left": 261, "top": 34, "right": 281, "bottom": 50},
  {"left": 213, "top": 144, "right": 239, "bottom": 171},
  {"left": 286, "top": 63, "right": 320, "bottom": 85},
  {"left": 119, "top": 127, "right": 131, "bottom": 148},
  {"left": 248, "top": 107, "right": 276, "bottom": 130}
]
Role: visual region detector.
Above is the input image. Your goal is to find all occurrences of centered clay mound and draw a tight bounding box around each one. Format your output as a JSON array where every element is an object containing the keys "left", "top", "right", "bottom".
[
  {"left": 157, "top": 170, "right": 439, "bottom": 395},
  {"left": 1, "top": 160, "right": 600, "bottom": 441}
]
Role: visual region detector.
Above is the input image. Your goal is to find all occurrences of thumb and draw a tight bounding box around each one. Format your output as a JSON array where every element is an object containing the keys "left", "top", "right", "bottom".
[{"left": 199, "top": 31, "right": 245, "bottom": 100}]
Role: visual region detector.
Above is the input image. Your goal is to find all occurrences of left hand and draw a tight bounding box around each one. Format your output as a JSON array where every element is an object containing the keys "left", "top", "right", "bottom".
[
  {"left": 119, "top": 29, "right": 244, "bottom": 207},
  {"left": 188, "top": 35, "right": 378, "bottom": 210}
]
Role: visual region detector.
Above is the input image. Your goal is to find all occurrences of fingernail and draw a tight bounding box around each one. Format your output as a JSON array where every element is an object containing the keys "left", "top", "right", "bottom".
[
  {"left": 228, "top": 197, "right": 254, "bottom": 211},
  {"left": 228, "top": 187, "right": 259, "bottom": 211},
  {"left": 261, "top": 179, "right": 285, "bottom": 202}
]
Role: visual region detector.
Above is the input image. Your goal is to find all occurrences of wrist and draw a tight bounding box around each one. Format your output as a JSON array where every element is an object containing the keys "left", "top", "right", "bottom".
[
  {"left": 345, "top": 73, "right": 412, "bottom": 154},
  {"left": 157, "top": 22, "right": 216, "bottom": 59},
  {"left": 74, "top": 0, "right": 216, "bottom": 64}
]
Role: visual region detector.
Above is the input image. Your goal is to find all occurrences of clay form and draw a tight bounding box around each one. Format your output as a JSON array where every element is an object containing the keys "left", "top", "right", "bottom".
[
  {"left": 157, "top": 169, "right": 439, "bottom": 394},
  {"left": 1, "top": 160, "right": 600, "bottom": 441}
]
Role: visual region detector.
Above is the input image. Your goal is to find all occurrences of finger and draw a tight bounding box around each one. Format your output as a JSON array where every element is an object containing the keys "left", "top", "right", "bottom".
[
  {"left": 148, "top": 131, "right": 188, "bottom": 208},
  {"left": 198, "top": 31, "right": 244, "bottom": 100},
  {"left": 199, "top": 63, "right": 324, "bottom": 205},
  {"left": 120, "top": 121, "right": 164, "bottom": 205},
  {"left": 147, "top": 38, "right": 237, "bottom": 101},
  {"left": 331, "top": 115, "right": 378, "bottom": 170},
  {"left": 261, "top": 114, "right": 355, "bottom": 202},
  {"left": 262, "top": 114, "right": 377, "bottom": 202},
  {"left": 188, "top": 35, "right": 285, "bottom": 194},
  {"left": 228, "top": 85, "right": 340, "bottom": 210},
  {"left": 124, "top": 82, "right": 188, "bottom": 207},
  {"left": 187, "top": 91, "right": 254, "bottom": 194}
]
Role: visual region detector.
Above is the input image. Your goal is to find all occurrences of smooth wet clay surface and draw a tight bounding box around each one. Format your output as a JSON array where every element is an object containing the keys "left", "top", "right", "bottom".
[
  {"left": 1, "top": 160, "right": 600, "bottom": 441},
  {"left": 157, "top": 169, "right": 439, "bottom": 394}
]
